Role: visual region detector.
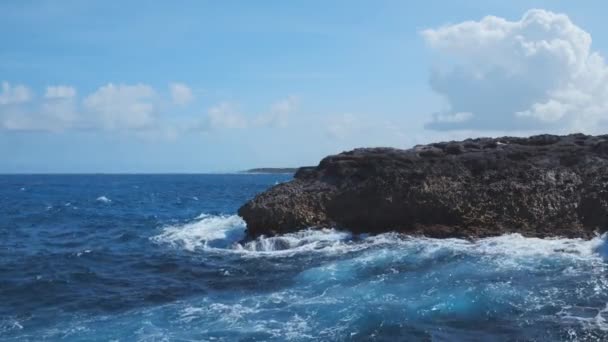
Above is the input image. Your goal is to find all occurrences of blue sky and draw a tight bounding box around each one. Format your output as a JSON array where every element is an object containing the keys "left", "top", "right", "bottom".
[{"left": 2, "top": 1, "right": 608, "bottom": 172}]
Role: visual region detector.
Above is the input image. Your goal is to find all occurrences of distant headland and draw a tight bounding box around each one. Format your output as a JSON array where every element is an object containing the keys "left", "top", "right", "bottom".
[{"left": 242, "top": 168, "right": 299, "bottom": 174}]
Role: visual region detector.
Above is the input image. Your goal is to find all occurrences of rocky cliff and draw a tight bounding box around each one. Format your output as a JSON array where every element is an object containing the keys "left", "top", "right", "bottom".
[{"left": 238, "top": 134, "right": 608, "bottom": 239}]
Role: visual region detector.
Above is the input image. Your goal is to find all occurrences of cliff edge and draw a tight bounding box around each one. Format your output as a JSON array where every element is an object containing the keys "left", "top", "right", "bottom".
[{"left": 239, "top": 134, "right": 608, "bottom": 239}]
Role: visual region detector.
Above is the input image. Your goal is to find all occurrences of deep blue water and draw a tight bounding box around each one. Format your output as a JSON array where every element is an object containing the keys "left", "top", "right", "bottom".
[{"left": 2, "top": 174, "right": 608, "bottom": 341}]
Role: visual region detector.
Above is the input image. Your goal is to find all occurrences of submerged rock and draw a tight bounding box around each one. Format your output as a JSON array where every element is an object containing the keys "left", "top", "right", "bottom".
[{"left": 238, "top": 134, "right": 608, "bottom": 239}]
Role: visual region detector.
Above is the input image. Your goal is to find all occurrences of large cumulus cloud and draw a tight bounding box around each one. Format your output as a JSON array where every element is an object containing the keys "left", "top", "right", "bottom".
[{"left": 422, "top": 9, "right": 608, "bottom": 133}]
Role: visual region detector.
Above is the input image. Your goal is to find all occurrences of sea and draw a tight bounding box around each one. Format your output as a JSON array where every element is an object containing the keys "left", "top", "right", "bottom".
[{"left": 2, "top": 174, "right": 608, "bottom": 341}]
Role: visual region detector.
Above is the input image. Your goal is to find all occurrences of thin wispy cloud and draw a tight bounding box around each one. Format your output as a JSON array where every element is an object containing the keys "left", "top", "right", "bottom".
[
  {"left": 169, "top": 82, "right": 194, "bottom": 106},
  {"left": 44, "top": 86, "right": 76, "bottom": 99},
  {"left": 83, "top": 83, "right": 158, "bottom": 131},
  {"left": 0, "top": 81, "right": 31, "bottom": 105}
]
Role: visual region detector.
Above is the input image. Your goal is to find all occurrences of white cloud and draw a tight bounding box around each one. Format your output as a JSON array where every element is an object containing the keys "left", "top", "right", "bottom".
[
  {"left": 0, "top": 83, "right": 76, "bottom": 131},
  {"left": 0, "top": 107, "right": 34, "bottom": 131},
  {"left": 44, "top": 85, "right": 76, "bottom": 99},
  {"left": 204, "top": 102, "right": 248, "bottom": 129},
  {"left": 42, "top": 90, "right": 78, "bottom": 131},
  {"left": 432, "top": 111, "right": 473, "bottom": 123},
  {"left": 0, "top": 102, "right": 77, "bottom": 132},
  {"left": 198, "top": 97, "right": 297, "bottom": 131},
  {"left": 1, "top": 83, "right": 161, "bottom": 132},
  {"left": 0, "top": 80, "right": 297, "bottom": 139},
  {"left": 254, "top": 96, "right": 298, "bottom": 127},
  {"left": 169, "top": 82, "right": 194, "bottom": 106},
  {"left": 515, "top": 99, "right": 569, "bottom": 122},
  {"left": 422, "top": 9, "right": 608, "bottom": 133},
  {"left": 83, "top": 83, "right": 158, "bottom": 130},
  {"left": 0, "top": 81, "right": 32, "bottom": 105}
]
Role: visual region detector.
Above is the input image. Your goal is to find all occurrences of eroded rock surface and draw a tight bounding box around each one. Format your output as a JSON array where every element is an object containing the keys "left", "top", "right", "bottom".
[{"left": 238, "top": 134, "right": 608, "bottom": 239}]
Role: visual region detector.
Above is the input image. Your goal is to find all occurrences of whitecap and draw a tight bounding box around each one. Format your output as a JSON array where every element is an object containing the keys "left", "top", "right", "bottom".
[
  {"left": 0, "top": 317, "right": 24, "bottom": 334},
  {"left": 96, "top": 196, "right": 111, "bottom": 203},
  {"left": 151, "top": 214, "right": 247, "bottom": 251},
  {"left": 76, "top": 250, "right": 92, "bottom": 257}
]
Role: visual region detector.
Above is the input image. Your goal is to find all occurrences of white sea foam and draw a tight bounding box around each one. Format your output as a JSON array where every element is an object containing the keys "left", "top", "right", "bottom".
[
  {"left": 559, "top": 303, "right": 608, "bottom": 331},
  {"left": 151, "top": 213, "right": 354, "bottom": 255},
  {"left": 235, "top": 229, "right": 353, "bottom": 256},
  {"left": 151, "top": 214, "right": 247, "bottom": 251},
  {"left": 152, "top": 214, "right": 608, "bottom": 263},
  {"left": 178, "top": 301, "right": 314, "bottom": 340},
  {"left": 0, "top": 318, "right": 23, "bottom": 333},
  {"left": 96, "top": 196, "right": 111, "bottom": 203},
  {"left": 381, "top": 233, "right": 607, "bottom": 262}
]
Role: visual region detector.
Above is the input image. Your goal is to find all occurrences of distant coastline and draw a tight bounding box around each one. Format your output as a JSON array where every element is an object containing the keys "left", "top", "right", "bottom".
[{"left": 242, "top": 168, "right": 298, "bottom": 174}]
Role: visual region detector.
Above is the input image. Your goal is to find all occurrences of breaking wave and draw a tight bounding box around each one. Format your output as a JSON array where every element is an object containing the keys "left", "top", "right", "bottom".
[
  {"left": 151, "top": 214, "right": 247, "bottom": 250},
  {"left": 151, "top": 213, "right": 356, "bottom": 255},
  {"left": 152, "top": 213, "right": 608, "bottom": 261},
  {"left": 146, "top": 213, "right": 608, "bottom": 339}
]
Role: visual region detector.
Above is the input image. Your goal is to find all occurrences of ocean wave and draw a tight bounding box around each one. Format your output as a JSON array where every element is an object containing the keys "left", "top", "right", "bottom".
[
  {"left": 151, "top": 214, "right": 608, "bottom": 263},
  {"left": 96, "top": 196, "right": 111, "bottom": 203},
  {"left": 151, "top": 213, "right": 357, "bottom": 256},
  {"left": 151, "top": 214, "right": 247, "bottom": 251},
  {"left": 8, "top": 175, "right": 608, "bottom": 340}
]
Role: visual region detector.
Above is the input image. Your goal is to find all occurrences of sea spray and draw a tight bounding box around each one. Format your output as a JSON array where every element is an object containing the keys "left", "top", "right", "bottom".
[{"left": 152, "top": 214, "right": 247, "bottom": 250}]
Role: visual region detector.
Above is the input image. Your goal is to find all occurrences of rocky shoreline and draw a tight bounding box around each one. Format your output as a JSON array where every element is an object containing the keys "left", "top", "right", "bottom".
[{"left": 238, "top": 134, "right": 608, "bottom": 239}]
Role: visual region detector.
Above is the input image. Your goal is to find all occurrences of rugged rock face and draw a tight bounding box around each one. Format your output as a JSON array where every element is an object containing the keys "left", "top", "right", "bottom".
[{"left": 238, "top": 134, "right": 608, "bottom": 239}]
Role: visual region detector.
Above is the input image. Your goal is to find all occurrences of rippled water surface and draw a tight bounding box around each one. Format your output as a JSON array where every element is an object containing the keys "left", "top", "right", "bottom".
[{"left": 2, "top": 174, "right": 608, "bottom": 341}]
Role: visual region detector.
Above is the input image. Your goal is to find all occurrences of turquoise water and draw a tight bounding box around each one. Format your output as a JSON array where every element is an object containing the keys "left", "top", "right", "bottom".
[{"left": 2, "top": 174, "right": 608, "bottom": 341}]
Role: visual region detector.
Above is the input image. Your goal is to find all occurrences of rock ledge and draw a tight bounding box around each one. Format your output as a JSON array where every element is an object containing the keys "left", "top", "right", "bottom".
[{"left": 238, "top": 134, "right": 608, "bottom": 239}]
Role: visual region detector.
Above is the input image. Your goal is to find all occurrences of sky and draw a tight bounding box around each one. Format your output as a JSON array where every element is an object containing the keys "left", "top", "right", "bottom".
[{"left": 2, "top": 0, "right": 608, "bottom": 173}]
